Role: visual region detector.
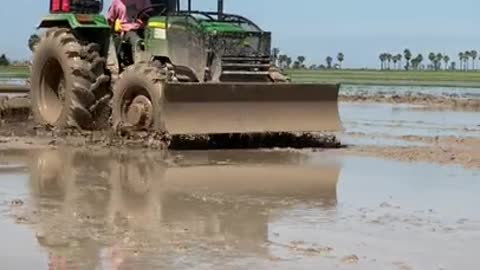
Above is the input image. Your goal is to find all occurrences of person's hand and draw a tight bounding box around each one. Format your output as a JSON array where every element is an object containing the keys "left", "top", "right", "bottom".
[
  {"left": 136, "top": 18, "right": 145, "bottom": 27},
  {"left": 114, "top": 19, "right": 122, "bottom": 33}
]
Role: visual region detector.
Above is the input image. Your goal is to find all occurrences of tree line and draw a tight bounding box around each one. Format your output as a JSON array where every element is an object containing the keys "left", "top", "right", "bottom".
[
  {"left": 0, "top": 54, "right": 9, "bottom": 66},
  {"left": 0, "top": 34, "right": 40, "bottom": 67},
  {"left": 272, "top": 48, "right": 345, "bottom": 70},
  {"left": 380, "top": 49, "right": 479, "bottom": 71}
]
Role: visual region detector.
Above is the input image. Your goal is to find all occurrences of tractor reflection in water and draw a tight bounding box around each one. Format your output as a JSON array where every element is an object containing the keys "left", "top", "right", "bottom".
[{"left": 26, "top": 148, "right": 339, "bottom": 269}]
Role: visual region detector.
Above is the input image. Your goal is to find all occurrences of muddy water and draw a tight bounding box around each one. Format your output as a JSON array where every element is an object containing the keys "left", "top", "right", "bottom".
[{"left": 0, "top": 148, "right": 479, "bottom": 269}]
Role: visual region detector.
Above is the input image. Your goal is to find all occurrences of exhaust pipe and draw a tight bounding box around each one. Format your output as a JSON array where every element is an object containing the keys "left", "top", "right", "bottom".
[{"left": 218, "top": 0, "right": 224, "bottom": 19}]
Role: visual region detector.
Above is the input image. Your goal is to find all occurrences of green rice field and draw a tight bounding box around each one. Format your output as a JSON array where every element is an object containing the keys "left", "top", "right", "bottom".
[
  {"left": 286, "top": 69, "right": 480, "bottom": 87},
  {"left": 2, "top": 66, "right": 480, "bottom": 87}
]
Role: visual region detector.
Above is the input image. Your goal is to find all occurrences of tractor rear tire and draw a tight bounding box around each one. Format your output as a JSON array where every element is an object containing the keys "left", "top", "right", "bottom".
[
  {"left": 111, "top": 62, "right": 167, "bottom": 131},
  {"left": 31, "top": 28, "right": 110, "bottom": 130}
]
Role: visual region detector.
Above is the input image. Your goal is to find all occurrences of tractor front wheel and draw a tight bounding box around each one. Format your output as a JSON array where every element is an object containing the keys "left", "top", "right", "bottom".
[{"left": 111, "top": 62, "right": 167, "bottom": 131}]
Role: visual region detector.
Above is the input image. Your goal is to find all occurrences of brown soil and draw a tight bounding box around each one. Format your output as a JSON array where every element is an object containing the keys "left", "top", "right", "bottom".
[
  {"left": 340, "top": 135, "right": 480, "bottom": 169},
  {"left": 340, "top": 93, "right": 480, "bottom": 110},
  {"left": 1, "top": 94, "right": 478, "bottom": 166},
  {"left": 0, "top": 111, "right": 341, "bottom": 151}
]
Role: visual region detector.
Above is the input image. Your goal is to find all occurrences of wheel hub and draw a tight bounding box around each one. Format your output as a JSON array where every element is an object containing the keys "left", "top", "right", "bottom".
[{"left": 126, "top": 95, "right": 153, "bottom": 128}]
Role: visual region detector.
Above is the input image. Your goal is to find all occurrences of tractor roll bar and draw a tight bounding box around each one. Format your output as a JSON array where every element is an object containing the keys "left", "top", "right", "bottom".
[
  {"left": 183, "top": 0, "right": 223, "bottom": 16},
  {"left": 179, "top": 11, "right": 262, "bottom": 31}
]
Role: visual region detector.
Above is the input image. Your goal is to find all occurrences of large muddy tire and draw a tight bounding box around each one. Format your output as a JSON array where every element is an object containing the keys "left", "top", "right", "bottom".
[
  {"left": 31, "top": 28, "right": 110, "bottom": 129},
  {"left": 112, "top": 62, "right": 167, "bottom": 131}
]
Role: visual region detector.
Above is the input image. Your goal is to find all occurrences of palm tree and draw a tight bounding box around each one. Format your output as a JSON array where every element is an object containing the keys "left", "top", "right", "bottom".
[
  {"left": 396, "top": 54, "right": 403, "bottom": 70},
  {"left": 459, "top": 52, "right": 465, "bottom": 71},
  {"left": 386, "top": 54, "right": 392, "bottom": 70},
  {"left": 379, "top": 53, "right": 386, "bottom": 70},
  {"left": 443, "top": 55, "right": 450, "bottom": 70},
  {"left": 450, "top": 61, "right": 456, "bottom": 71},
  {"left": 428, "top": 53, "right": 436, "bottom": 70},
  {"left": 326, "top": 56, "right": 333, "bottom": 69},
  {"left": 286, "top": 57, "right": 292, "bottom": 69},
  {"left": 436, "top": 53, "right": 443, "bottom": 70},
  {"left": 392, "top": 55, "right": 399, "bottom": 70},
  {"left": 277, "top": 54, "right": 286, "bottom": 69},
  {"left": 0, "top": 54, "right": 9, "bottom": 66},
  {"left": 28, "top": 34, "right": 40, "bottom": 52},
  {"left": 417, "top": 54, "right": 424, "bottom": 68},
  {"left": 412, "top": 54, "right": 423, "bottom": 70},
  {"left": 297, "top": 56, "right": 306, "bottom": 67},
  {"left": 470, "top": 50, "right": 478, "bottom": 70},
  {"left": 404, "top": 49, "right": 412, "bottom": 70},
  {"left": 464, "top": 51, "right": 471, "bottom": 71},
  {"left": 337, "top": 53, "right": 345, "bottom": 69}
]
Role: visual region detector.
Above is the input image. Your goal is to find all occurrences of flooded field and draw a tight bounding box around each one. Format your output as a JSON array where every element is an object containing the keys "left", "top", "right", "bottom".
[
  {"left": 340, "top": 102, "right": 480, "bottom": 140},
  {"left": 0, "top": 84, "right": 479, "bottom": 269},
  {"left": 0, "top": 148, "right": 478, "bottom": 270}
]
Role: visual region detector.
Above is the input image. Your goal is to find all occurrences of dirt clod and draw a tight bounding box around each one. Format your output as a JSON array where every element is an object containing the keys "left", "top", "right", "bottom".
[
  {"left": 10, "top": 199, "right": 24, "bottom": 206},
  {"left": 341, "top": 254, "right": 359, "bottom": 264}
]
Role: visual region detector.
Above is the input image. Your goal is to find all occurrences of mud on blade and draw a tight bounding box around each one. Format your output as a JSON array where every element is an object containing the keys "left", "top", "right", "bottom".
[{"left": 163, "top": 83, "right": 341, "bottom": 135}]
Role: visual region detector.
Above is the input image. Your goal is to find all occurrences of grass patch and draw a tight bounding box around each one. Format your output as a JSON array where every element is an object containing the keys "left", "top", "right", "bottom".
[
  {"left": 286, "top": 69, "right": 480, "bottom": 87},
  {"left": 0, "top": 66, "right": 29, "bottom": 79},
  {"left": 2, "top": 67, "right": 480, "bottom": 88}
]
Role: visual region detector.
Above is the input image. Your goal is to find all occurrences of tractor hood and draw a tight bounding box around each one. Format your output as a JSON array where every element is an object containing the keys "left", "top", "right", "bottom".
[{"left": 199, "top": 21, "right": 246, "bottom": 34}]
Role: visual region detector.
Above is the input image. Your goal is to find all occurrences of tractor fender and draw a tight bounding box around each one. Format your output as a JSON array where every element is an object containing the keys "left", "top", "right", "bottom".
[
  {"left": 38, "top": 14, "right": 110, "bottom": 30},
  {"left": 37, "top": 14, "right": 112, "bottom": 60}
]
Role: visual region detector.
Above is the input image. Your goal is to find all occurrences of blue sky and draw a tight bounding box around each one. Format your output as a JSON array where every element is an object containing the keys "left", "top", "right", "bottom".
[{"left": 1, "top": 0, "right": 479, "bottom": 67}]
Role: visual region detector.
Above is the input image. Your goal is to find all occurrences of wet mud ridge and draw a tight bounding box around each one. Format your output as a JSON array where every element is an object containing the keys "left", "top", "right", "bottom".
[
  {"left": 340, "top": 92, "right": 480, "bottom": 110},
  {"left": 0, "top": 110, "right": 342, "bottom": 150}
]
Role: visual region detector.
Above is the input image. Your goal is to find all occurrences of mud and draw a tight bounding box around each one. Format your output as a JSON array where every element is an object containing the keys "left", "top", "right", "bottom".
[
  {"left": 340, "top": 92, "right": 480, "bottom": 110},
  {"left": 0, "top": 120, "right": 341, "bottom": 150},
  {"left": 342, "top": 138, "right": 480, "bottom": 169},
  {"left": 0, "top": 95, "right": 341, "bottom": 150},
  {"left": 0, "top": 148, "right": 479, "bottom": 269},
  {"left": 339, "top": 84, "right": 480, "bottom": 110}
]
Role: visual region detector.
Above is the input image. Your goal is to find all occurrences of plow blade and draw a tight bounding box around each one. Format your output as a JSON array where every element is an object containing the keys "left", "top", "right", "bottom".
[{"left": 163, "top": 82, "right": 341, "bottom": 135}]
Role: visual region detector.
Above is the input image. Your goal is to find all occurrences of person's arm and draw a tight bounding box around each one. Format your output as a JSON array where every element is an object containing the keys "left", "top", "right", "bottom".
[
  {"left": 109, "top": 1, "right": 132, "bottom": 32},
  {"left": 106, "top": 1, "right": 117, "bottom": 25}
]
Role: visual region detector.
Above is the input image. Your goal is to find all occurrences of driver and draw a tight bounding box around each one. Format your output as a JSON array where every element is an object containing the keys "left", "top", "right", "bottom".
[
  {"left": 107, "top": 0, "right": 152, "bottom": 60},
  {"left": 107, "top": 0, "right": 152, "bottom": 32}
]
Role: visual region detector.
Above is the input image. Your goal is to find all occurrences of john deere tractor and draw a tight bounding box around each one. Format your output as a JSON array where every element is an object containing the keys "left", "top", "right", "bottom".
[{"left": 31, "top": 0, "right": 340, "bottom": 136}]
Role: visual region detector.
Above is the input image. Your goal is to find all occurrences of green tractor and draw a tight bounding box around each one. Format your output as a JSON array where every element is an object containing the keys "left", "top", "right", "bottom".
[{"left": 30, "top": 0, "right": 341, "bottom": 136}]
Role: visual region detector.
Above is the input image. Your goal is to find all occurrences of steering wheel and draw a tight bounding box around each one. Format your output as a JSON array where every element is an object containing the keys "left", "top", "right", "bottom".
[{"left": 136, "top": 4, "right": 168, "bottom": 23}]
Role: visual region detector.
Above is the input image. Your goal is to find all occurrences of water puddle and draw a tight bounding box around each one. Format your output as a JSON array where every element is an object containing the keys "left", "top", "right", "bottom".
[{"left": 0, "top": 148, "right": 478, "bottom": 269}]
